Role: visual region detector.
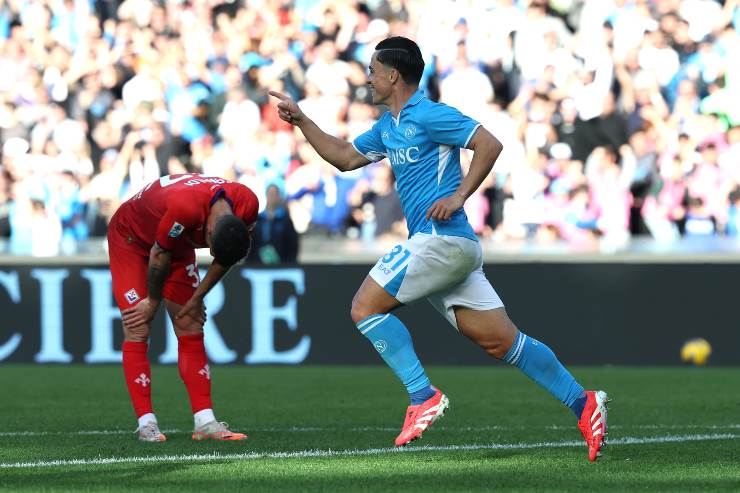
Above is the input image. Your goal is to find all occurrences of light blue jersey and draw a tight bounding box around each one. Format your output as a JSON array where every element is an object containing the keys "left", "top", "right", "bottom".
[{"left": 352, "top": 91, "right": 481, "bottom": 241}]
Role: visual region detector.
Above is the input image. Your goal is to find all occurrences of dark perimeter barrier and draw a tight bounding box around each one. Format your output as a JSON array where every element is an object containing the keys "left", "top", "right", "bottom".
[{"left": 0, "top": 262, "right": 737, "bottom": 365}]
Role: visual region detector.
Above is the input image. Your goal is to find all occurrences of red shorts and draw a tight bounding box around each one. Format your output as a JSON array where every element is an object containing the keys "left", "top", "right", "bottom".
[{"left": 108, "top": 216, "right": 200, "bottom": 310}]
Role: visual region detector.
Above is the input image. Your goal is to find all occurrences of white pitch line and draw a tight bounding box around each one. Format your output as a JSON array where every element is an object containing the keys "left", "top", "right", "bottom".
[
  {"left": 0, "top": 433, "right": 736, "bottom": 469},
  {"left": 2, "top": 424, "right": 740, "bottom": 438}
]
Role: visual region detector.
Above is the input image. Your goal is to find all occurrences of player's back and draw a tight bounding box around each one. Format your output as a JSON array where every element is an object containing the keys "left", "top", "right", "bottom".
[{"left": 113, "top": 174, "right": 258, "bottom": 250}]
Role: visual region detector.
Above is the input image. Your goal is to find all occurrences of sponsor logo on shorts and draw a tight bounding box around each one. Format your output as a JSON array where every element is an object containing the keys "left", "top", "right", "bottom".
[
  {"left": 373, "top": 340, "right": 388, "bottom": 353},
  {"left": 124, "top": 288, "right": 140, "bottom": 304},
  {"left": 168, "top": 222, "right": 184, "bottom": 238}
]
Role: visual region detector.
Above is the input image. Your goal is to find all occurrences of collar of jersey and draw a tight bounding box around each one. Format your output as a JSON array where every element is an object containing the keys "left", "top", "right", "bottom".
[
  {"left": 210, "top": 188, "right": 233, "bottom": 208},
  {"left": 403, "top": 90, "right": 424, "bottom": 109},
  {"left": 392, "top": 90, "right": 425, "bottom": 125}
]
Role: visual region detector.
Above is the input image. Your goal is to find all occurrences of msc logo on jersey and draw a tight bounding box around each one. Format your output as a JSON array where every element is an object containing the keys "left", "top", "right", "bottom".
[
  {"left": 404, "top": 125, "right": 417, "bottom": 139},
  {"left": 124, "top": 288, "right": 140, "bottom": 305},
  {"left": 168, "top": 222, "right": 184, "bottom": 238},
  {"left": 387, "top": 146, "right": 420, "bottom": 165}
]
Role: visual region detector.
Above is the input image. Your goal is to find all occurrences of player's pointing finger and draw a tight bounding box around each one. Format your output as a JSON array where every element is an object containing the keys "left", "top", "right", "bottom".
[{"left": 268, "top": 90, "right": 288, "bottom": 101}]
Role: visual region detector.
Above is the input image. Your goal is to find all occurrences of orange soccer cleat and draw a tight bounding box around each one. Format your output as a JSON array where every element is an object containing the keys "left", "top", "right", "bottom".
[
  {"left": 192, "top": 421, "right": 248, "bottom": 441},
  {"left": 394, "top": 389, "right": 449, "bottom": 447},
  {"left": 577, "top": 390, "right": 610, "bottom": 462},
  {"left": 137, "top": 422, "right": 167, "bottom": 442}
]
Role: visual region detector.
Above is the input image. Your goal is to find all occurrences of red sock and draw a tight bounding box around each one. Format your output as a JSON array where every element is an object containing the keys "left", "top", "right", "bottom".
[
  {"left": 122, "top": 341, "right": 153, "bottom": 418},
  {"left": 178, "top": 333, "right": 213, "bottom": 413}
]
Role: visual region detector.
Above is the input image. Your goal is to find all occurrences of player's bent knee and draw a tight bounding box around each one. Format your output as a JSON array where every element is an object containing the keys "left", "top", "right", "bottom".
[
  {"left": 480, "top": 340, "right": 509, "bottom": 360},
  {"left": 350, "top": 300, "right": 382, "bottom": 325},
  {"left": 475, "top": 326, "right": 518, "bottom": 360},
  {"left": 123, "top": 325, "right": 150, "bottom": 343},
  {"left": 350, "top": 293, "right": 367, "bottom": 324},
  {"left": 174, "top": 326, "right": 204, "bottom": 338},
  {"left": 173, "top": 319, "right": 204, "bottom": 337}
]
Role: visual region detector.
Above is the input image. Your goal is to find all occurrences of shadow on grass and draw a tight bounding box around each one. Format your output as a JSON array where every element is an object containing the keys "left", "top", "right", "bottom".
[{"left": 1, "top": 449, "right": 739, "bottom": 493}]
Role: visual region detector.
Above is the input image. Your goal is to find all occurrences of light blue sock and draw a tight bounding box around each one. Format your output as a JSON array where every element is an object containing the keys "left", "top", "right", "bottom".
[
  {"left": 505, "top": 331, "right": 586, "bottom": 417},
  {"left": 357, "top": 314, "right": 435, "bottom": 405}
]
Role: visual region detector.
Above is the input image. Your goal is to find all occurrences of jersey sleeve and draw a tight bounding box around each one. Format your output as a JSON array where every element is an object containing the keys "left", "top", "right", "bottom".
[
  {"left": 241, "top": 189, "right": 259, "bottom": 226},
  {"left": 352, "top": 119, "right": 387, "bottom": 162},
  {"left": 423, "top": 103, "right": 481, "bottom": 148},
  {"left": 225, "top": 183, "right": 260, "bottom": 226},
  {"left": 155, "top": 201, "right": 203, "bottom": 251}
]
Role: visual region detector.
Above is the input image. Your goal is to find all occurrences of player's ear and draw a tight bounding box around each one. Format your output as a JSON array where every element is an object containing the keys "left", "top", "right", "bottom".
[{"left": 389, "top": 68, "right": 398, "bottom": 84}]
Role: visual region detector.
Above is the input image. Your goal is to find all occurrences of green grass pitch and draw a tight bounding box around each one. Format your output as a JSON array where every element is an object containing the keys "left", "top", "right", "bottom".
[{"left": 1, "top": 365, "right": 739, "bottom": 492}]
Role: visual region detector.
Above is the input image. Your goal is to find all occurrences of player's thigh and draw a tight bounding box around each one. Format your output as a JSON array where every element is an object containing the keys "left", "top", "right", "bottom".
[
  {"left": 163, "top": 253, "right": 203, "bottom": 334},
  {"left": 163, "top": 251, "right": 200, "bottom": 306},
  {"left": 368, "top": 234, "right": 477, "bottom": 307},
  {"left": 427, "top": 266, "right": 515, "bottom": 346},
  {"left": 109, "top": 239, "right": 148, "bottom": 311},
  {"left": 165, "top": 299, "right": 203, "bottom": 335}
]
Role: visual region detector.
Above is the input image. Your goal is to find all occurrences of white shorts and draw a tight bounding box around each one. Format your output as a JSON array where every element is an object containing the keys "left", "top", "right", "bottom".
[{"left": 369, "top": 233, "right": 504, "bottom": 329}]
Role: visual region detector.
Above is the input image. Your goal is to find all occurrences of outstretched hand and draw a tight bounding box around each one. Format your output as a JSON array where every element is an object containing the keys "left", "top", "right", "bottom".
[
  {"left": 269, "top": 91, "right": 304, "bottom": 126},
  {"left": 426, "top": 194, "right": 465, "bottom": 222}
]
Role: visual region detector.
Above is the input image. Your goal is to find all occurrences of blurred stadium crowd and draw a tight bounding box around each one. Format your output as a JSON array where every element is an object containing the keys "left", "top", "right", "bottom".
[{"left": 0, "top": 0, "right": 739, "bottom": 258}]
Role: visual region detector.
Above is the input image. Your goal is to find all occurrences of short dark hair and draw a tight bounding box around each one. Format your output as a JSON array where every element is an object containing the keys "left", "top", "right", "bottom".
[
  {"left": 374, "top": 36, "right": 424, "bottom": 86},
  {"left": 212, "top": 214, "right": 251, "bottom": 266}
]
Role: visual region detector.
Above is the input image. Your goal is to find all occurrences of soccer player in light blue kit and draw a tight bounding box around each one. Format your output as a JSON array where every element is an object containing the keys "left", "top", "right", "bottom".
[{"left": 270, "top": 37, "right": 609, "bottom": 462}]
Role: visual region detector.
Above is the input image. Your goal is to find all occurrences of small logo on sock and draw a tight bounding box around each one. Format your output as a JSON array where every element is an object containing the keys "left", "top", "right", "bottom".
[
  {"left": 373, "top": 340, "right": 388, "bottom": 353},
  {"left": 198, "top": 364, "right": 210, "bottom": 380},
  {"left": 135, "top": 373, "right": 150, "bottom": 387}
]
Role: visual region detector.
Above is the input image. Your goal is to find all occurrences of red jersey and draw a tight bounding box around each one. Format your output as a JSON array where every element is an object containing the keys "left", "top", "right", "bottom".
[{"left": 112, "top": 174, "right": 259, "bottom": 253}]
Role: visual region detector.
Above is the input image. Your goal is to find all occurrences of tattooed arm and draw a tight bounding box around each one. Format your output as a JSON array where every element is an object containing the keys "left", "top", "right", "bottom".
[{"left": 146, "top": 243, "right": 172, "bottom": 303}]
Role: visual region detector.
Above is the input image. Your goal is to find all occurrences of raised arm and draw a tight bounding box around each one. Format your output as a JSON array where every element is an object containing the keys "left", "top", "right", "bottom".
[{"left": 269, "top": 91, "right": 370, "bottom": 172}]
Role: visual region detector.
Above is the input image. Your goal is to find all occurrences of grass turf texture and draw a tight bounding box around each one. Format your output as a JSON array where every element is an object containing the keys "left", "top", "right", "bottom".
[{"left": 0, "top": 366, "right": 739, "bottom": 492}]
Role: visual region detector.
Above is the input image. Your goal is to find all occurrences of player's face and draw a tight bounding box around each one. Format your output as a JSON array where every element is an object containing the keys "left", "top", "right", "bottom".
[{"left": 367, "top": 54, "right": 392, "bottom": 104}]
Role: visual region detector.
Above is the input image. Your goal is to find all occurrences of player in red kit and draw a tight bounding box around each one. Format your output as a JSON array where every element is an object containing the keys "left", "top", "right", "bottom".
[{"left": 107, "top": 174, "right": 258, "bottom": 442}]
